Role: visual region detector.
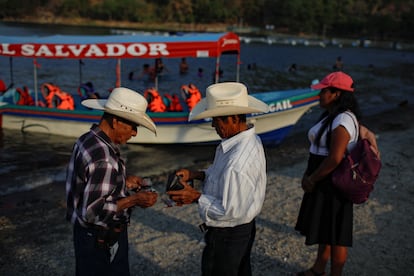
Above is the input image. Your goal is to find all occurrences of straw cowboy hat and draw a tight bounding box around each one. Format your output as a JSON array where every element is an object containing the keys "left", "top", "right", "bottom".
[
  {"left": 188, "top": 82, "right": 269, "bottom": 121},
  {"left": 82, "top": 87, "right": 156, "bottom": 134}
]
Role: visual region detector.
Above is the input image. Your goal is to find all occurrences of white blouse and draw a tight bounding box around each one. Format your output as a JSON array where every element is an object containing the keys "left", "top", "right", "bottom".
[{"left": 308, "top": 111, "right": 359, "bottom": 156}]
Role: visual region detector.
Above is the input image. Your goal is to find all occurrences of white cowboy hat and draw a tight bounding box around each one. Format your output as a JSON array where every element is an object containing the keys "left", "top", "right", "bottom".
[
  {"left": 188, "top": 82, "right": 269, "bottom": 121},
  {"left": 82, "top": 87, "right": 156, "bottom": 134}
]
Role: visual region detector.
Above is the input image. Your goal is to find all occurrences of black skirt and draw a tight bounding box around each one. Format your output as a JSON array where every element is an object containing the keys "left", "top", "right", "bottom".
[{"left": 295, "top": 154, "right": 353, "bottom": 247}]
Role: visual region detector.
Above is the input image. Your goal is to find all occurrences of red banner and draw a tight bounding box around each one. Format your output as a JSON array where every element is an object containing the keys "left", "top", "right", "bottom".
[{"left": 0, "top": 33, "right": 240, "bottom": 59}]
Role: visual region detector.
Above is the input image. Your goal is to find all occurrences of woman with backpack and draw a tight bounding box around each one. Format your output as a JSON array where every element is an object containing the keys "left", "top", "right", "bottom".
[{"left": 294, "top": 72, "right": 378, "bottom": 276}]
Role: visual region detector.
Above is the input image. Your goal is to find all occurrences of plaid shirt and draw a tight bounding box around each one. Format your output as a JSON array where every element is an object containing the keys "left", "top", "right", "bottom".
[{"left": 66, "top": 124, "right": 130, "bottom": 228}]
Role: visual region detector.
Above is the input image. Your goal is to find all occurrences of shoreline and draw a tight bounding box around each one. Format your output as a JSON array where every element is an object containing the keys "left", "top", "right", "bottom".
[
  {"left": 0, "top": 102, "right": 413, "bottom": 275},
  {"left": 2, "top": 20, "right": 414, "bottom": 51}
]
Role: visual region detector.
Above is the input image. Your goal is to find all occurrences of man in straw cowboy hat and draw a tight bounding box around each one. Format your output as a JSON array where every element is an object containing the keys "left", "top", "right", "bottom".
[
  {"left": 66, "top": 87, "right": 158, "bottom": 275},
  {"left": 167, "top": 82, "right": 270, "bottom": 276}
]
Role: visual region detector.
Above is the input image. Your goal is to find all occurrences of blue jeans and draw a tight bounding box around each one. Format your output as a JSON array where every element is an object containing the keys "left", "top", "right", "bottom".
[
  {"left": 202, "top": 220, "right": 256, "bottom": 276},
  {"left": 73, "top": 222, "right": 130, "bottom": 276}
]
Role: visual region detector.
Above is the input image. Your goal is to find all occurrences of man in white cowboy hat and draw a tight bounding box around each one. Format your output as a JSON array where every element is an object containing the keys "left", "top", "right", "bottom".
[
  {"left": 66, "top": 87, "right": 158, "bottom": 275},
  {"left": 167, "top": 82, "right": 269, "bottom": 276}
]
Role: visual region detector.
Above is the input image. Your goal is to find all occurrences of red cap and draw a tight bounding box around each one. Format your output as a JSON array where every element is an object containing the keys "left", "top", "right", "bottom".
[{"left": 311, "top": 72, "right": 354, "bottom": 92}]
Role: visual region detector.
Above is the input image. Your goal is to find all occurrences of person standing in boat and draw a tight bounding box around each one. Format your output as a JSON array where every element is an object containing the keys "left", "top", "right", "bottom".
[
  {"left": 41, "top": 83, "right": 75, "bottom": 110},
  {"left": 66, "top": 87, "right": 158, "bottom": 275},
  {"left": 15, "top": 86, "right": 35, "bottom": 106},
  {"left": 167, "top": 82, "right": 269, "bottom": 276},
  {"left": 181, "top": 83, "right": 202, "bottom": 111},
  {"left": 163, "top": 92, "right": 184, "bottom": 112},
  {"left": 144, "top": 87, "right": 167, "bottom": 112}
]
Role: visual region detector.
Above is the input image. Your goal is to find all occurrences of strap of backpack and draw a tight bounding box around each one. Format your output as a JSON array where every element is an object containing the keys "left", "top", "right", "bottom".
[
  {"left": 344, "top": 111, "right": 359, "bottom": 142},
  {"left": 328, "top": 111, "right": 359, "bottom": 141}
]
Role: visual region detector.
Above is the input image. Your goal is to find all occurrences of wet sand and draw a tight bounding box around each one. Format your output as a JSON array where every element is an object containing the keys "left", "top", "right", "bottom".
[{"left": 0, "top": 102, "right": 413, "bottom": 275}]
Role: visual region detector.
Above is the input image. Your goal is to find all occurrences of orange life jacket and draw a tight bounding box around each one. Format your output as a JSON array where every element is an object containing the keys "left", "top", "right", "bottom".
[
  {"left": 41, "top": 83, "right": 75, "bottom": 110},
  {"left": 181, "top": 84, "right": 201, "bottom": 111},
  {"left": 15, "top": 86, "right": 35, "bottom": 106},
  {"left": 144, "top": 88, "right": 166, "bottom": 112},
  {"left": 163, "top": 93, "right": 184, "bottom": 112}
]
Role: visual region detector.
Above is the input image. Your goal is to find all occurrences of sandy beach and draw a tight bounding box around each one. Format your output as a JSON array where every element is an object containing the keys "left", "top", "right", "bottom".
[{"left": 1, "top": 63, "right": 414, "bottom": 275}]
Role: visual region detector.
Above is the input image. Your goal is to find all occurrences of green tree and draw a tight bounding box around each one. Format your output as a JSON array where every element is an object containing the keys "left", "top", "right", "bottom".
[
  {"left": 192, "top": 0, "right": 230, "bottom": 23},
  {"left": 0, "top": 0, "right": 413, "bottom": 41},
  {"left": 240, "top": 0, "right": 264, "bottom": 27},
  {"left": 164, "top": 0, "right": 194, "bottom": 23}
]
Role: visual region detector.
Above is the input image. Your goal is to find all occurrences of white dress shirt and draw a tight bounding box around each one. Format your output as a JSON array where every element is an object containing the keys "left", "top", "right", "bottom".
[{"left": 198, "top": 126, "right": 267, "bottom": 227}]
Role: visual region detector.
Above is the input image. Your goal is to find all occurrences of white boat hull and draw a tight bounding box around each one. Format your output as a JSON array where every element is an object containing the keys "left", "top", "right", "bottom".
[{"left": 1, "top": 88, "right": 319, "bottom": 145}]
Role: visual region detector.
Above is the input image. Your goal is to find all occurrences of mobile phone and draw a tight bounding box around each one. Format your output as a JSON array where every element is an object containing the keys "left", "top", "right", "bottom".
[{"left": 166, "top": 174, "right": 184, "bottom": 191}]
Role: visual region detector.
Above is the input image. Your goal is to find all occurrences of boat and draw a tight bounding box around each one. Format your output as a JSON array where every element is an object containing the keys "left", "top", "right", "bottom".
[{"left": 0, "top": 32, "right": 319, "bottom": 145}]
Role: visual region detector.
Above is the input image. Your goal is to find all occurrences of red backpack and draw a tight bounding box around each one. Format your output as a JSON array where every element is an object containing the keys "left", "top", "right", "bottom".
[{"left": 331, "top": 121, "right": 381, "bottom": 204}]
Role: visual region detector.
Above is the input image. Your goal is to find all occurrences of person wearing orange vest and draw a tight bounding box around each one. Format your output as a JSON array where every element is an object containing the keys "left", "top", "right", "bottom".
[
  {"left": 181, "top": 83, "right": 201, "bottom": 111},
  {"left": 15, "top": 86, "right": 35, "bottom": 106},
  {"left": 41, "top": 83, "right": 75, "bottom": 110},
  {"left": 163, "top": 93, "right": 184, "bottom": 112},
  {"left": 144, "top": 88, "right": 166, "bottom": 112},
  {"left": 171, "top": 93, "right": 184, "bottom": 112}
]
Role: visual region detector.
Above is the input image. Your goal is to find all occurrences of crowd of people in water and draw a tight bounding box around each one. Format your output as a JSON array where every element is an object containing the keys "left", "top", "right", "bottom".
[
  {"left": 0, "top": 57, "right": 205, "bottom": 112},
  {"left": 2, "top": 55, "right": 344, "bottom": 113}
]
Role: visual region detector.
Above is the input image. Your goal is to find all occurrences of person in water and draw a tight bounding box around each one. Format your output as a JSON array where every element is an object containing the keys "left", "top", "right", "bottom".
[
  {"left": 129, "top": 64, "right": 156, "bottom": 82},
  {"left": 333, "top": 56, "right": 343, "bottom": 71},
  {"left": 179, "top": 57, "right": 189, "bottom": 74},
  {"left": 154, "top": 58, "right": 168, "bottom": 75}
]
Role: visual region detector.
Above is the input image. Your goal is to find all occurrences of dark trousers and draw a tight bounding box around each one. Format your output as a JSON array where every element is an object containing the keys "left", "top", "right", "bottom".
[
  {"left": 73, "top": 222, "right": 130, "bottom": 276},
  {"left": 202, "top": 219, "right": 256, "bottom": 276}
]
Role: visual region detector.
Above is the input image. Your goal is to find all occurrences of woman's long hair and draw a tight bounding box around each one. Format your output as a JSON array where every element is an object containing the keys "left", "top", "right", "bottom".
[{"left": 314, "top": 88, "right": 362, "bottom": 148}]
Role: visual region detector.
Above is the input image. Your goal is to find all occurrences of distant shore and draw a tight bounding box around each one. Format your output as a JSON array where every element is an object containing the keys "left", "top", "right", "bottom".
[
  {"left": 2, "top": 19, "right": 413, "bottom": 51},
  {"left": 1, "top": 18, "right": 229, "bottom": 33}
]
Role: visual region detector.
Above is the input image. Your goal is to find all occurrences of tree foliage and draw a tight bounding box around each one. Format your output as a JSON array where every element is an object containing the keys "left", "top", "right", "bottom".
[{"left": 0, "top": 0, "right": 412, "bottom": 40}]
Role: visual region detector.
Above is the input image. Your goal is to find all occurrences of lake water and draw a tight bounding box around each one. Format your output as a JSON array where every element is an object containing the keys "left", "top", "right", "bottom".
[
  {"left": 1, "top": 21, "right": 413, "bottom": 97},
  {"left": 1, "top": 22, "right": 413, "bottom": 196}
]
